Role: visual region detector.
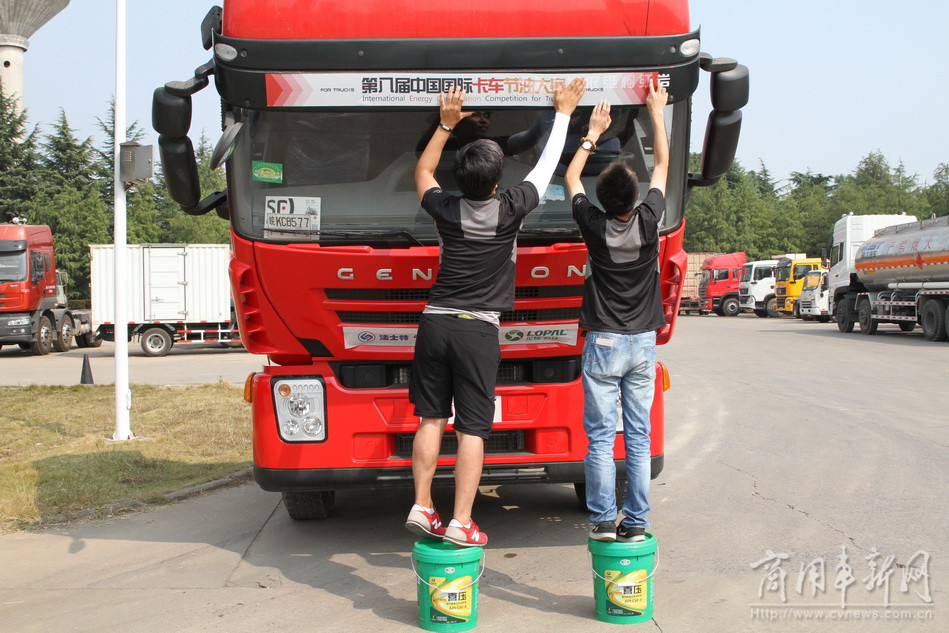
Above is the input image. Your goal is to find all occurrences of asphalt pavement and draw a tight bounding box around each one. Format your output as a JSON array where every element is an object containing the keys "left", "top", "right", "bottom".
[{"left": 0, "top": 314, "right": 945, "bottom": 632}]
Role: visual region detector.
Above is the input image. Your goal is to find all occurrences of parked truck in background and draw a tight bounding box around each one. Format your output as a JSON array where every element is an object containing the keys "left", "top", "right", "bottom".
[
  {"left": 774, "top": 255, "right": 824, "bottom": 317},
  {"left": 698, "top": 251, "right": 746, "bottom": 316},
  {"left": 738, "top": 253, "right": 804, "bottom": 318},
  {"left": 153, "top": 0, "right": 748, "bottom": 519},
  {"left": 797, "top": 268, "right": 830, "bottom": 321},
  {"left": 90, "top": 244, "right": 240, "bottom": 356},
  {"left": 836, "top": 215, "right": 949, "bottom": 341},
  {"left": 679, "top": 251, "right": 718, "bottom": 314},
  {"left": 825, "top": 213, "right": 912, "bottom": 332},
  {"left": 0, "top": 223, "right": 97, "bottom": 355}
]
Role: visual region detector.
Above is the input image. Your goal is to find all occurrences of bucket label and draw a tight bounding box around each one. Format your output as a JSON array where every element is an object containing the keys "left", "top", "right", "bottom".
[
  {"left": 604, "top": 568, "right": 648, "bottom": 615},
  {"left": 428, "top": 575, "right": 473, "bottom": 624}
]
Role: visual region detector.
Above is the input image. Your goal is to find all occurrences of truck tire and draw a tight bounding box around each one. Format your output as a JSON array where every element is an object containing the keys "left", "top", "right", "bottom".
[
  {"left": 835, "top": 300, "right": 854, "bottom": 333},
  {"left": 754, "top": 309, "right": 768, "bottom": 318},
  {"left": 898, "top": 322, "right": 915, "bottom": 332},
  {"left": 920, "top": 301, "right": 948, "bottom": 342},
  {"left": 765, "top": 297, "right": 780, "bottom": 318},
  {"left": 574, "top": 479, "right": 627, "bottom": 512},
  {"left": 792, "top": 303, "right": 801, "bottom": 319},
  {"left": 29, "top": 315, "right": 54, "bottom": 355},
  {"left": 857, "top": 300, "right": 877, "bottom": 335},
  {"left": 52, "top": 315, "right": 74, "bottom": 352},
  {"left": 721, "top": 297, "right": 740, "bottom": 317},
  {"left": 283, "top": 491, "right": 335, "bottom": 520},
  {"left": 141, "top": 327, "right": 174, "bottom": 357},
  {"left": 76, "top": 332, "right": 103, "bottom": 348}
]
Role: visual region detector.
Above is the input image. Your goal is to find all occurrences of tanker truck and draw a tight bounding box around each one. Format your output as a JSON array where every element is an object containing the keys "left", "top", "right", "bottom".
[{"left": 836, "top": 216, "right": 949, "bottom": 341}]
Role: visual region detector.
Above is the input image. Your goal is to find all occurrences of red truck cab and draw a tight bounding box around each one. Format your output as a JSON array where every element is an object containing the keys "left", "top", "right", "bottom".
[
  {"left": 698, "top": 251, "right": 747, "bottom": 316},
  {"left": 0, "top": 224, "right": 59, "bottom": 353},
  {"left": 154, "top": 0, "right": 748, "bottom": 518}
]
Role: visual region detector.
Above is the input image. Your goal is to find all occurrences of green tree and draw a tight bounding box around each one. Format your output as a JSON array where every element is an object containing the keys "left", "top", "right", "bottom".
[
  {"left": 0, "top": 91, "right": 41, "bottom": 222},
  {"left": 38, "top": 109, "right": 101, "bottom": 196},
  {"left": 927, "top": 163, "right": 949, "bottom": 217},
  {"left": 27, "top": 187, "right": 110, "bottom": 302}
]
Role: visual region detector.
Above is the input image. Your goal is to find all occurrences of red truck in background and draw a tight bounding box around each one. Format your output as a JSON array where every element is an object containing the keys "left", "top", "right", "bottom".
[
  {"left": 0, "top": 222, "right": 97, "bottom": 355},
  {"left": 679, "top": 251, "right": 718, "bottom": 314},
  {"left": 153, "top": 0, "right": 748, "bottom": 519},
  {"left": 698, "top": 251, "right": 747, "bottom": 316}
]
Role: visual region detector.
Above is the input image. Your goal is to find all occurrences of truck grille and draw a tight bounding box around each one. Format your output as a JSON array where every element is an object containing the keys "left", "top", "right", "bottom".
[
  {"left": 396, "top": 430, "right": 527, "bottom": 456},
  {"left": 337, "top": 308, "right": 580, "bottom": 324},
  {"left": 326, "top": 286, "right": 582, "bottom": 301}
]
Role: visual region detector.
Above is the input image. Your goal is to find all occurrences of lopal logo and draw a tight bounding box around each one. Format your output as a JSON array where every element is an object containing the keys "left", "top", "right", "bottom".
[
  {"left": 505, "top": 330, "right": 524, "bottom": 342},
  {"left": 357, "top": 331, "right": 376, "bottom": 343},
  {"left": 266, "top": 198, "right": 294, "bottom": 214}
]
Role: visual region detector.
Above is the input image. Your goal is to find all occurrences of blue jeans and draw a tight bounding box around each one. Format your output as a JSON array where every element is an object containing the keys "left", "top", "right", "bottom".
[{"left": 581, "top": 330, "right": 656, "bottom": 528}]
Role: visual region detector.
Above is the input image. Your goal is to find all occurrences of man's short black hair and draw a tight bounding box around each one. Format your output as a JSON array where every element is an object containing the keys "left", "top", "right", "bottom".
[
  {"left": 595, "top": 161, "right": 640, "bottom": 217},
  {"left": 454, "top": 139, "right": 504, "bottom": 198}
]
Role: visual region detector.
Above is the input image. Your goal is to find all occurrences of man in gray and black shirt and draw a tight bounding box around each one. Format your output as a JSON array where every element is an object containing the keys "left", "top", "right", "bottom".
[
  {"left": 564, "top": 78, "right": 669, "bottom": 545},
  {"left": 404, "top": 80, "right": 585, "bottom": 547}
]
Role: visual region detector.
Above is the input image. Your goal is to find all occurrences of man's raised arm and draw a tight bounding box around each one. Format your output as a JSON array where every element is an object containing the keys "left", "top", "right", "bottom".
[
  {"left": 645, "top": 78, "right": 669, "bottom": 195},
  {"left": 416, "top": 85, "right": 470, "bottom": 200},
  {"left": 523, "top": 77, "right": 586, "bottom": 195}
]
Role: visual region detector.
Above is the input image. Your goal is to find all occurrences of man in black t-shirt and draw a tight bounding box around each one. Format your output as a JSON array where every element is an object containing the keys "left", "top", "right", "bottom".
[
  {"left": 405, "top": 80, "right": 585, "bottom": 547},
  {"left": 564, "top": 78, "right": 669, "bottom": 544}
]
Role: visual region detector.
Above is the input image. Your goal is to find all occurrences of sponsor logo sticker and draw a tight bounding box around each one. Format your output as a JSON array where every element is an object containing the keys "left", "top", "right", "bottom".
[{"left": 252, "top": 161, "right": 284, "bottom": 183}]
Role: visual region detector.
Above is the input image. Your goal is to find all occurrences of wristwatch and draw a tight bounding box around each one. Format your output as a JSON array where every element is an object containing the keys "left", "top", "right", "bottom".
[{"left": 579, "top": 137, "right": 597, "bottom": 152}]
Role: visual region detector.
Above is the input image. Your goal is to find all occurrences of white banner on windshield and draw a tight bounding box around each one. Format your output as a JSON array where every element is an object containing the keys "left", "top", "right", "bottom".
[
  {"left": 342, "top": 324, "right": 579, "bottom": 349},
  {"left": 266, "top": 71, "right": 670, "bottom": 108}
]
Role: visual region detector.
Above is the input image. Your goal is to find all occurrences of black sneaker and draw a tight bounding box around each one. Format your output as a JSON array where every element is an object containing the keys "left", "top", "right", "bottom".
[
  {"left": 589, "top": 521, "right": 617, "bottom": 541},
  {"left": 617, "top": 524, "right": 646, "bottom": 543}
]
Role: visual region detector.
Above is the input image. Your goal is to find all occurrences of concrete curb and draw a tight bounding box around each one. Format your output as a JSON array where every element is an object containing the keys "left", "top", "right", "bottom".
[
  {"left": 1, "top": 468, "right": 255, "bottom": 533},
  {"left": 163, "top": 467, "right": 254, "bottom": 501}
]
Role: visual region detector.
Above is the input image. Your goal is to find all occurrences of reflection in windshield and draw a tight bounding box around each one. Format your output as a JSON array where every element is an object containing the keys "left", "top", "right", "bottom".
[
  {"left": 228, "top": 101, "right": 687, "bottom": 245},
  {"left": 776, "top": 266, "right": 791, "bottom": 282},
  {"left": 0, "top": 251, "right": 27, "bottom": 282}
]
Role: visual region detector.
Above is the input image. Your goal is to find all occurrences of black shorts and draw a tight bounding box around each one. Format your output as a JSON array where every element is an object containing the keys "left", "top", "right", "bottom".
[{"left": 409, "top": 313, "right": 500, "bottom": 439}]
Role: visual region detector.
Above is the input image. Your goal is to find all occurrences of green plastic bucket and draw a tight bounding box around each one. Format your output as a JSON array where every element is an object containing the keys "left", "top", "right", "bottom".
[
  {"left": 412, "top": 539, "right": 484, "bottom": 632},
  {"left": 588, "top": 533, "right": 658, "bottom": 623}
]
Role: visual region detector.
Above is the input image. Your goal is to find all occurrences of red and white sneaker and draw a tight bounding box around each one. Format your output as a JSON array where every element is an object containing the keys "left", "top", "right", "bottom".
[
  {"left": 405, "top": 504, "right": 446, "bottom": 538},
  {"left": 443, "top": 519, "right": 488, "bottom": 547}
]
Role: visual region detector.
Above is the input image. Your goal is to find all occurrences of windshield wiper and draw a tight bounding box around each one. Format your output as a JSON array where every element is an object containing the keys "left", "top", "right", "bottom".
[
  {"left": 265, "top": 227, "right": 424, "bottom": 246},
  {"left": 519, "top": 227, "right": 581, "bottom": 237}
]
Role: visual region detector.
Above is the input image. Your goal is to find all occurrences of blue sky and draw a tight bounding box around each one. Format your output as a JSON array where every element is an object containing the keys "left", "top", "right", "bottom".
[{"left": 20, "top": 0, "right": 949, "bottom": 185}]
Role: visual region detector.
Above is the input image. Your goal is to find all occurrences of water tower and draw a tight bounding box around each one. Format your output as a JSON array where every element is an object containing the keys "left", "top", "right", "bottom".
[{"left": 0, "top": 0, "right": 70, "bottom": 112}]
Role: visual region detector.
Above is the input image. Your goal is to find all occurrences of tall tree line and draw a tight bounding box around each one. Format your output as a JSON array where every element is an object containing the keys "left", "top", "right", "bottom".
[
  {"left": 0, "top": 91, "right": 227, "bottom": 302},
  {"left": 684, "top": 153, "right": 948, "bottom": 260}
]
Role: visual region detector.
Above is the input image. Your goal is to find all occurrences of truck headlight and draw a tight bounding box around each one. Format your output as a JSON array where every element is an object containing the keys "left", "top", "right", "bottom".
[
  {"left": 7, "top": 317, "right": 30, "bottom": 327},
  {"left": 273, "top": 377, "right": 326, "bottom": 442}
]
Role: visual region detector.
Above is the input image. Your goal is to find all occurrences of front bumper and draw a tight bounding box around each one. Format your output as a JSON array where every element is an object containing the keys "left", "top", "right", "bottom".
[{"left": 254, "top": 454, "right": 665, "bottom": 490}]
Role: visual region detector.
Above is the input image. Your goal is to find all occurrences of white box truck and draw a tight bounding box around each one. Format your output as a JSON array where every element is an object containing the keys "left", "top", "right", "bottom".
[{"left": 90, "top": 244, "right": 240, "bottom": 356}]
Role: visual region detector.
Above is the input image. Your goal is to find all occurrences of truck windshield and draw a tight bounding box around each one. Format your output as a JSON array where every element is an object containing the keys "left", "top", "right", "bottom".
[
  {"left": 0, "top": 251, "right": 27, "bottom": 282},
  {"left": 802, "top": 273, "right": 821, "bottom": 289},
  {"left": 793, "top": 264, "right": 812, "bottom": 280},
  {"left": 776, "top": 265, "right": 791, "bottom": 282},
  {"left": 740, "top": 266, "right": 752, "bottom": 283},
  {"left": 227, "top": 102, "right": 686, "bottom": 245}
]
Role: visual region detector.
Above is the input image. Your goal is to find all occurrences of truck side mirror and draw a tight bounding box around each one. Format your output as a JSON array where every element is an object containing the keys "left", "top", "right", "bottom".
[
  {"left": 159, "top": 135, "right": 201, "bottom": 209},
  {"left": 711, "top": 64, "right": 749, "bottom": 111},
  {"left": 700, "top": 110, "right": 742, "bottom": 182},
  {"left": 152, "top": 87, "right": 192, "bottom": 138}
]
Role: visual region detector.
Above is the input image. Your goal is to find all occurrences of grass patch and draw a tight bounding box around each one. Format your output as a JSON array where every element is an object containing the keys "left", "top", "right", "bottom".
[{"left": 0, "top": 383, "right": 251, "bottom": 531}]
